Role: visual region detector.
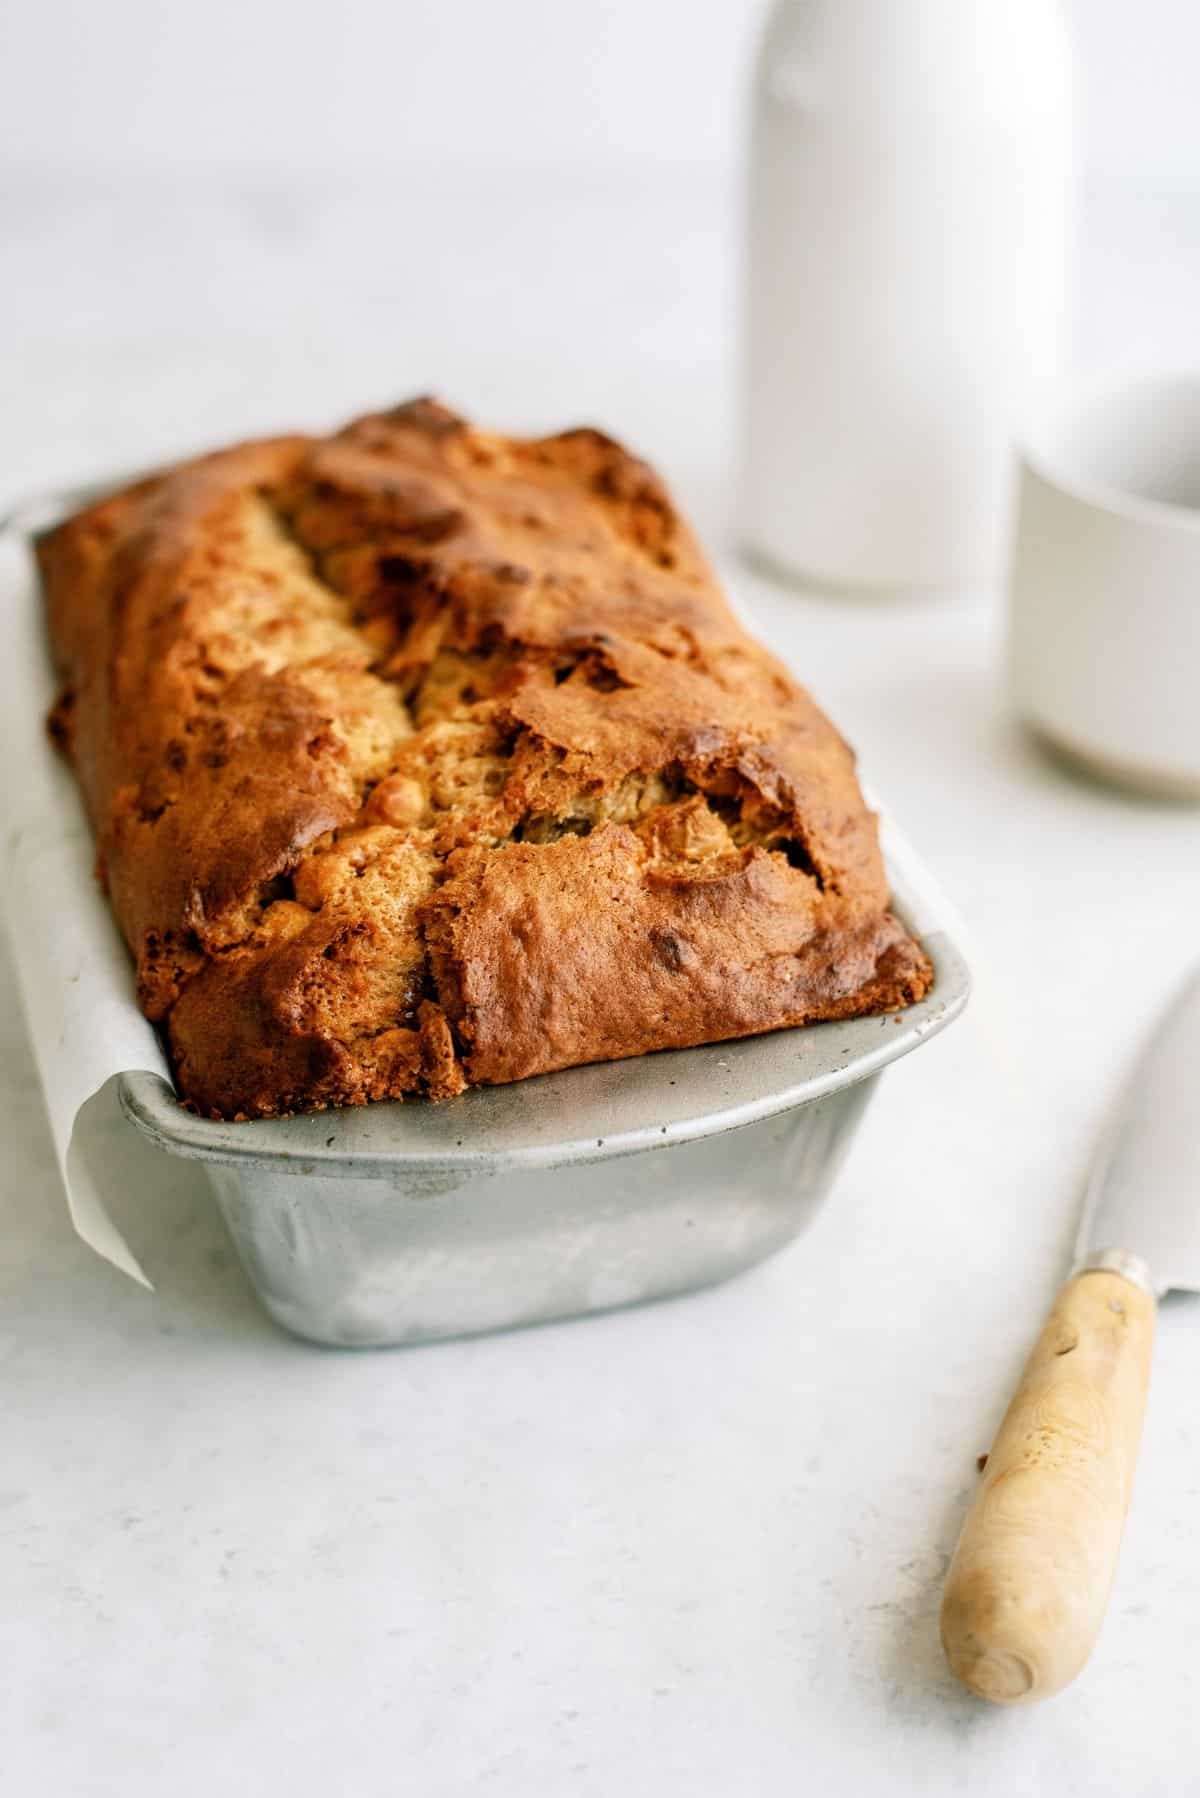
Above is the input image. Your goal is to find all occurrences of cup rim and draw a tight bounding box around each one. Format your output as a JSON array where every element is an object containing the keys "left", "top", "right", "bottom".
[{"left": 1018, "top": 368, "right": 1200, "bottom": 536}]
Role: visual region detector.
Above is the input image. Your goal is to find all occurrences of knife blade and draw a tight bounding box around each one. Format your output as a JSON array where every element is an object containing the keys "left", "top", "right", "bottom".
[
  {"left": 940, "top": 965, "right": 1200, "bottom": 1705},
  {"left": 1077, "top": 964, "right": 1200, "bottom": 1296}
]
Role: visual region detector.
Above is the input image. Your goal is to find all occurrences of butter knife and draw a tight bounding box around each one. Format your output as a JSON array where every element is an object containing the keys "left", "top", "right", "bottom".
[{"left": 941, "top": 965, "right": 1200, "bottom": 1703}]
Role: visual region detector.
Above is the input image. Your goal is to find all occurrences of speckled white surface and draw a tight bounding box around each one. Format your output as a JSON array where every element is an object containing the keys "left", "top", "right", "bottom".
[{"left": 4, "top": 164, "right": 1200, "bottom": 1795}]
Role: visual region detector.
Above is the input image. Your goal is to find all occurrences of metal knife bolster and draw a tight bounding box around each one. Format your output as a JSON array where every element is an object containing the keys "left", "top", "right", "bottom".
[
  {"left": 1074, "top": 966, "right": 1200, "bottom": 1303},
  {"left": 1072, "top": 1246, "right": 1157, "bottom": 1298}
]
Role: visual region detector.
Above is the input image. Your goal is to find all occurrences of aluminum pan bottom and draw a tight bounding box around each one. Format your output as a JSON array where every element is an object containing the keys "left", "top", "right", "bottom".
[
  {"left": 205, "top": 1080, "right": 879, "bottom": 1347},
  {"left": 118, "top": 908, "right": 967, "bottom": 1348}
]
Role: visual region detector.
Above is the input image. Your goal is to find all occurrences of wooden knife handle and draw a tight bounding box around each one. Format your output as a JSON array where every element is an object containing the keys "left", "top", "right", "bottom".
[{"left": 940, "top": 1268, "right": 1156, "bottom": 1704}]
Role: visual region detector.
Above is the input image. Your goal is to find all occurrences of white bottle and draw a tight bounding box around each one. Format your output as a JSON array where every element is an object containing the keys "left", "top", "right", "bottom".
[{"left": 739, "top": 0, "right": 1075, "bottom": 593}]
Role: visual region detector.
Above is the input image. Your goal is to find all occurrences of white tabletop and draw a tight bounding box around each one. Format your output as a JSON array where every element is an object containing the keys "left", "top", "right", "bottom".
[{"left": 4, "top": 165, "right": 1200, "bottom": 1796}]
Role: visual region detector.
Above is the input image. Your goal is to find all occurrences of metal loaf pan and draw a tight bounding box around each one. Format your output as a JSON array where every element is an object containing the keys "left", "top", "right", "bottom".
[
  {"left": 120, "top": 889, "right": 968, "bottom": 1349},
  {"left": 9, "top": 474, "right": 967, "bottom": 1350}
]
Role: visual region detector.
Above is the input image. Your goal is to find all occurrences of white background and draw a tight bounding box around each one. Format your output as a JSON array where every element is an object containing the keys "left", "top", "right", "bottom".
[
  {"left": 4, "top": 0, "right": 1200, "bottom": 181},
  {"left": 4, "top": 0, "right": 1199, "bottom": 505},
  {"left": 4, "top": 4, "right": 1200, "bottom": 1796}
]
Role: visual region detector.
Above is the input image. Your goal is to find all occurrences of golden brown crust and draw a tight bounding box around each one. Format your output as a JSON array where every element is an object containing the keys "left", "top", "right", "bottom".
[{"left": 38, "top": 397, "right": 931, "bottom": 1118}]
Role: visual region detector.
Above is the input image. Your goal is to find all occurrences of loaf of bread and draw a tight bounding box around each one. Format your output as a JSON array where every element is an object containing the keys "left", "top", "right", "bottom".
[{"left": 38, "top": 398, "right": 932, "bottom": 1119}]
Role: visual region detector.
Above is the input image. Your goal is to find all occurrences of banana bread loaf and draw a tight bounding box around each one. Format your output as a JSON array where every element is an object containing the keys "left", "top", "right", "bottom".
[{"left": 38, "top": 398, "right": 932, "bottom": 1119}]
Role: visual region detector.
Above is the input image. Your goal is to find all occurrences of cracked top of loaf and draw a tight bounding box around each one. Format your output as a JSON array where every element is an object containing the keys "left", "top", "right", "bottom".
[{"left": 38, "top": 397, "right": 932, "bottom": 1119}]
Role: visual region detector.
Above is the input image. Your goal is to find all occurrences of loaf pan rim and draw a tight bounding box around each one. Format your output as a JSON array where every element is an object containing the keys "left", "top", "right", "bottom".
[{"left": 118, "top": 890, "right": 968, "bottom": 1178}]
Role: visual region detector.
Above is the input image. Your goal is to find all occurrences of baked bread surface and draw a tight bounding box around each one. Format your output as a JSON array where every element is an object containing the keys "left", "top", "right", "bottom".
[{"left": 39, "top": 399, "right": 932, "bottom": 1118}]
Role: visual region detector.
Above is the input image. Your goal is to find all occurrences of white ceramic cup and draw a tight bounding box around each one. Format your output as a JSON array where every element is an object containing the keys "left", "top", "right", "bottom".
[{"left": 1008, "top": 374, "right": 1200, "bottom": 798}]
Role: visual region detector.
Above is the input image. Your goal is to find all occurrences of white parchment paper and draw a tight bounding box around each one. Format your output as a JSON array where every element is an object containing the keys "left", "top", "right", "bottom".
[{"left": 1, "top": 530, "right": 169, "bottom": 1285}]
